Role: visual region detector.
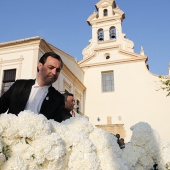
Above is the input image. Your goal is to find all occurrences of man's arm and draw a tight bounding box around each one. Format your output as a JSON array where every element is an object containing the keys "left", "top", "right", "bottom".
[
  {"left": 0, "top": 82, "right": 16, "bottom": 113},
  {"left": 53, "top": 92, "right": 72, "bottom": 122}
]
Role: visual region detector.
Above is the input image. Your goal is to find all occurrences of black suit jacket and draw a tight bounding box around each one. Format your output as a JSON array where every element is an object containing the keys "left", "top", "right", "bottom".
[{"left": 0, "top": 79, "right": 71, "bottom": 122}]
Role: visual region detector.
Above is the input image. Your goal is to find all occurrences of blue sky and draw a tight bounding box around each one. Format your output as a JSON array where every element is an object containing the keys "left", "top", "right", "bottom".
[{"left": 0, "top": 0, "right": 169, "bottom": 75}]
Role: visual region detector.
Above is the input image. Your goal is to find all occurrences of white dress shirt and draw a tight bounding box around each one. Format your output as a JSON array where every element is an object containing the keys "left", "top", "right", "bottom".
[
  {"left": 25, "top": 81, "right": 50, "bottom": 114},
  {"left": 70, "top": 110, "right": 80, "bottom": 117}
]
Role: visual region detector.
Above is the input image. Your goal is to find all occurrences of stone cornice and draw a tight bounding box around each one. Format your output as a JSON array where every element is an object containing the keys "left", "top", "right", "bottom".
[
  {"left": 89, "top": 16, "right": 121, "bottom": 26},
  {"left": 95, "top": 44, "right": 119, "bottom": 51},
  {"left": 0, "top": 37, "right": 54, "bottom": 55},
  {"left": 79, "top": 46, "right": 147, "bottom": 68},
  {"left": 79, "top": 57, "right": 147, "bottom": 69},
  {"left": 119, "top": 49, "right": 148, "bottom": 61},
  {"left": 0, "top": 36, "right": 41, "bottom": 47}
]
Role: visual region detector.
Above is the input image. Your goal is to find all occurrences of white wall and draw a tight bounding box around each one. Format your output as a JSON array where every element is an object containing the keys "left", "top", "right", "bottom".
[
  {"left": 83, "top": 60, "right": 170, "bottom": 142},
  {"left": 0, "top": 45, "right": 39, "bottom": 95}
]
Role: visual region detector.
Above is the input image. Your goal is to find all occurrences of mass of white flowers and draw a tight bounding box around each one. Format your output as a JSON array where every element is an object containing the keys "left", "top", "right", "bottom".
[{"left": 0, "top": 110, "right": 169, "bottom": 170}]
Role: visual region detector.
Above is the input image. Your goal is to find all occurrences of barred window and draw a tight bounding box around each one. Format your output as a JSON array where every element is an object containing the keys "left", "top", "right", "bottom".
[{"left": 101, "top": 71, "right": 114, "bottom": 92}]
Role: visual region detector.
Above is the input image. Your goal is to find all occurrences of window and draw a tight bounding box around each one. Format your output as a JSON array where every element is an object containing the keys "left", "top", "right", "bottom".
[
  {"left": 101, "top": 71, "right": 114, "bottom": 92},
  {"left": 103, "top": 9, "right": 108, "bottom": 16},
  {"left": 110, "top": 27, "right": 116, "bottom": 39},
  {"left": 1, "top": 69, "right": 16, "bottom": 94},
  {"left": 98, "top": 29, "right": 104, "bottom": 41},
  {"left": 76, "top": 100, "right": 80, "bottom": 114}
]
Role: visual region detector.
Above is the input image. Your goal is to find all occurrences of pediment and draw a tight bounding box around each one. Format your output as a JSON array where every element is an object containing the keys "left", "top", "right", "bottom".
[
  {"left": 95, "top": 0, "right": 115, "bottom": 10},
  {"left": 79, "top": 49, "right": 147, "bottom": 68}
]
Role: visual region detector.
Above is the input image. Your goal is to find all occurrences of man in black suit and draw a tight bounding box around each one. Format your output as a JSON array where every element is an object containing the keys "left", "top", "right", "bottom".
[
  {"left": 0, "top": 52, "right": 71, "bottom": 122},
  {"left": 63, "top": 92, "right": 77, "bottom": 117}
]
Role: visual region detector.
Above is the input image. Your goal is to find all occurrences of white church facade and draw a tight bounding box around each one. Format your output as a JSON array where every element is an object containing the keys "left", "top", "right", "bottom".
[{"left": 0, "top": 0, "right": 170, "bottom": 142}]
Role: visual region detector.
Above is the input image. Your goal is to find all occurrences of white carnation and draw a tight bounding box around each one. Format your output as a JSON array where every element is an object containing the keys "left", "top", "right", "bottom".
[
  {"left": 0, "top": 113, "right": 19, "bottom": 139},
  {"left": 18, "top": 110, "right": 51, "bottom": 140},
  {"left": 0, "top": 111, "right": 169, "bottom": 169},
  {"left": 62, "top": 116, "right": 94, "bottom": 137},
  {"left": 68, "top": 152, "right": 101, "bottom": 170},
  {"left": 1, "top": 156, "right": 27, "bottom": 170}
]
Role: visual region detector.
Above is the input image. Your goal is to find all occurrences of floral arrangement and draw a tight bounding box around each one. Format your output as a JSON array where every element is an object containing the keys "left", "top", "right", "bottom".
[{"left": 0, "top": 110, "right": 169, "bottom": 170}]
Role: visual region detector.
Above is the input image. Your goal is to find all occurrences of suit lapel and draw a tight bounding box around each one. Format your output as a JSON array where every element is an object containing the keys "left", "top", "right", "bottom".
[
  {"left": 21, "top": 80, "right": 35, "bottom": 109},
  {"left": 40, "top": 86, "right": 54, "bottom": 112}
]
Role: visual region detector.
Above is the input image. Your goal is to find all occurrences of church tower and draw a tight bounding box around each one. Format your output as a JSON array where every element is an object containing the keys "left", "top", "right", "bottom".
[
  {"left": 79, "top": 0, "right": 151, "bottom": 140},
  {"left": 80, "top": 0, "right": 137, "bottom": 62}
]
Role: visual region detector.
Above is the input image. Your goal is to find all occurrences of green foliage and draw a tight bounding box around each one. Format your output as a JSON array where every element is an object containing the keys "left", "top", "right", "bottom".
[
  {"left": 2, "top": 145, "right": 11, "bottom": 160},
  {"left": 159, "top": 76, "right": 170, "bottom": 96}
]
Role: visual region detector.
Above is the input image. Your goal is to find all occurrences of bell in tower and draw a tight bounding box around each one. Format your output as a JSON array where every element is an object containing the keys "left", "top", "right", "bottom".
[
  {"left": 110, "top": 29, "right": 116, "bottom": 39},
  {"left": 98, "top": 33, "right": 104, "bottom": 41},
  {"left": 98, "top": 29, "right": 104, "bottom": 41}
]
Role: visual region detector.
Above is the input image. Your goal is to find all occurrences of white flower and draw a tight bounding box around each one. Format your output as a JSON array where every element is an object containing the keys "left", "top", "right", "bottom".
[
  {"left": 0, "top": 153, "right": 6, "bottom": 167},
  {"left": 130, "top": 122, "right": 153, "bottom": 147},
  {"left": 68, "top": 152, "right": 101, "bottom": 170},
  {"left": 17, "top": 110, "right": 51, "bottom": 140},
  {"left": 62, "top": 116, "right": 94, "bottom": 137},
  {"left": 89, "top": 127, "right": 119, "bottom": 153},
  {"left": 89, "top": 127, "right": 124, "bottom": 170},
  {"left": 0, "top": 140, "right": 5, "bottom": 164},
  {"left": 159, "top": 142, "right": 170, "bottom": 169},
  {"left": 1, "top": 156, "right": 27, "bottom": 170},
  {"left": 0, "top": 111, "right": 170, "bottom": 169},
  {"left": 30, "top": 133, "right": 66, "bottom": 168},
  {"left": 166, "top": 162, "right": 170, "bottom": 170},
  {"left": 0, "top": 113, "right": 19, "bottom": 139},
  {"left": 130, "top": 122, "right": 162, "bottom": 163},
  {"left": 49, "top": 119, "right": 86, "bottom": 151},
  {"left": 10, "top": 139, "right": 32, "bottom": 159},
  {"left": 121, "top": 143, "right": 139, "bottom": 168}
]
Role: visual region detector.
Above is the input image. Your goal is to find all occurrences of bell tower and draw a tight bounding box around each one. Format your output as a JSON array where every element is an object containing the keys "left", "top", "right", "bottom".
[{"left": 82, "top": 0, "right": 134, "bottom": 59}]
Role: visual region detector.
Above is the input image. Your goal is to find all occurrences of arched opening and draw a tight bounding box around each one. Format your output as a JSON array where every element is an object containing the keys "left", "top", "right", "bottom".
[
  {"left": 98, "top": 29, "right": 104, "bottom": 41},
  {"left": 110, "top": 27, "right": 116, "bottom": 39},
  {"left": 103, "top": 9, "right": 108, "bottom": 16}
]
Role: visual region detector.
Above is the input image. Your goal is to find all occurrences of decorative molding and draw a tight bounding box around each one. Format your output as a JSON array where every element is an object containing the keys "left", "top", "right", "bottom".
[
  {"left": 0, "top": 36, "right": 40, "bottom": 47},
  {"left": 63, "top": 78, "right": 72, "bottom": 92},
  {"left": 0, "top": 56, "right": 24, "bottom": 80},
  {"left": 75, "top": 89, "right": 82, "bottom": 99},
  {"left": 80, "top": 57, "right": 147, "bottom": 69},
  {"left": 0, "top": 57, "right": 24, "bottom": 65}
]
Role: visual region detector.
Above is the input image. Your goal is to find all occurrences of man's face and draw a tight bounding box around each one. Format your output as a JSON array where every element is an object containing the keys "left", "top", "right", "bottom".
[
  {"left": 38, "top": 56, "right": 61, "bottom": 86},
  {"left": 65, "top": 95, "right": 75, "bottom": 111}
]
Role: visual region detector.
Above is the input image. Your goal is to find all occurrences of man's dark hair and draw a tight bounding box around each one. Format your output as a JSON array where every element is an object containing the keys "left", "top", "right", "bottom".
[
  {"left": 37, "top": 52, "right": 63, "bottom": 71},
  {"left": 63, "top": 92, "right": 74, "bottom": 101}
]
